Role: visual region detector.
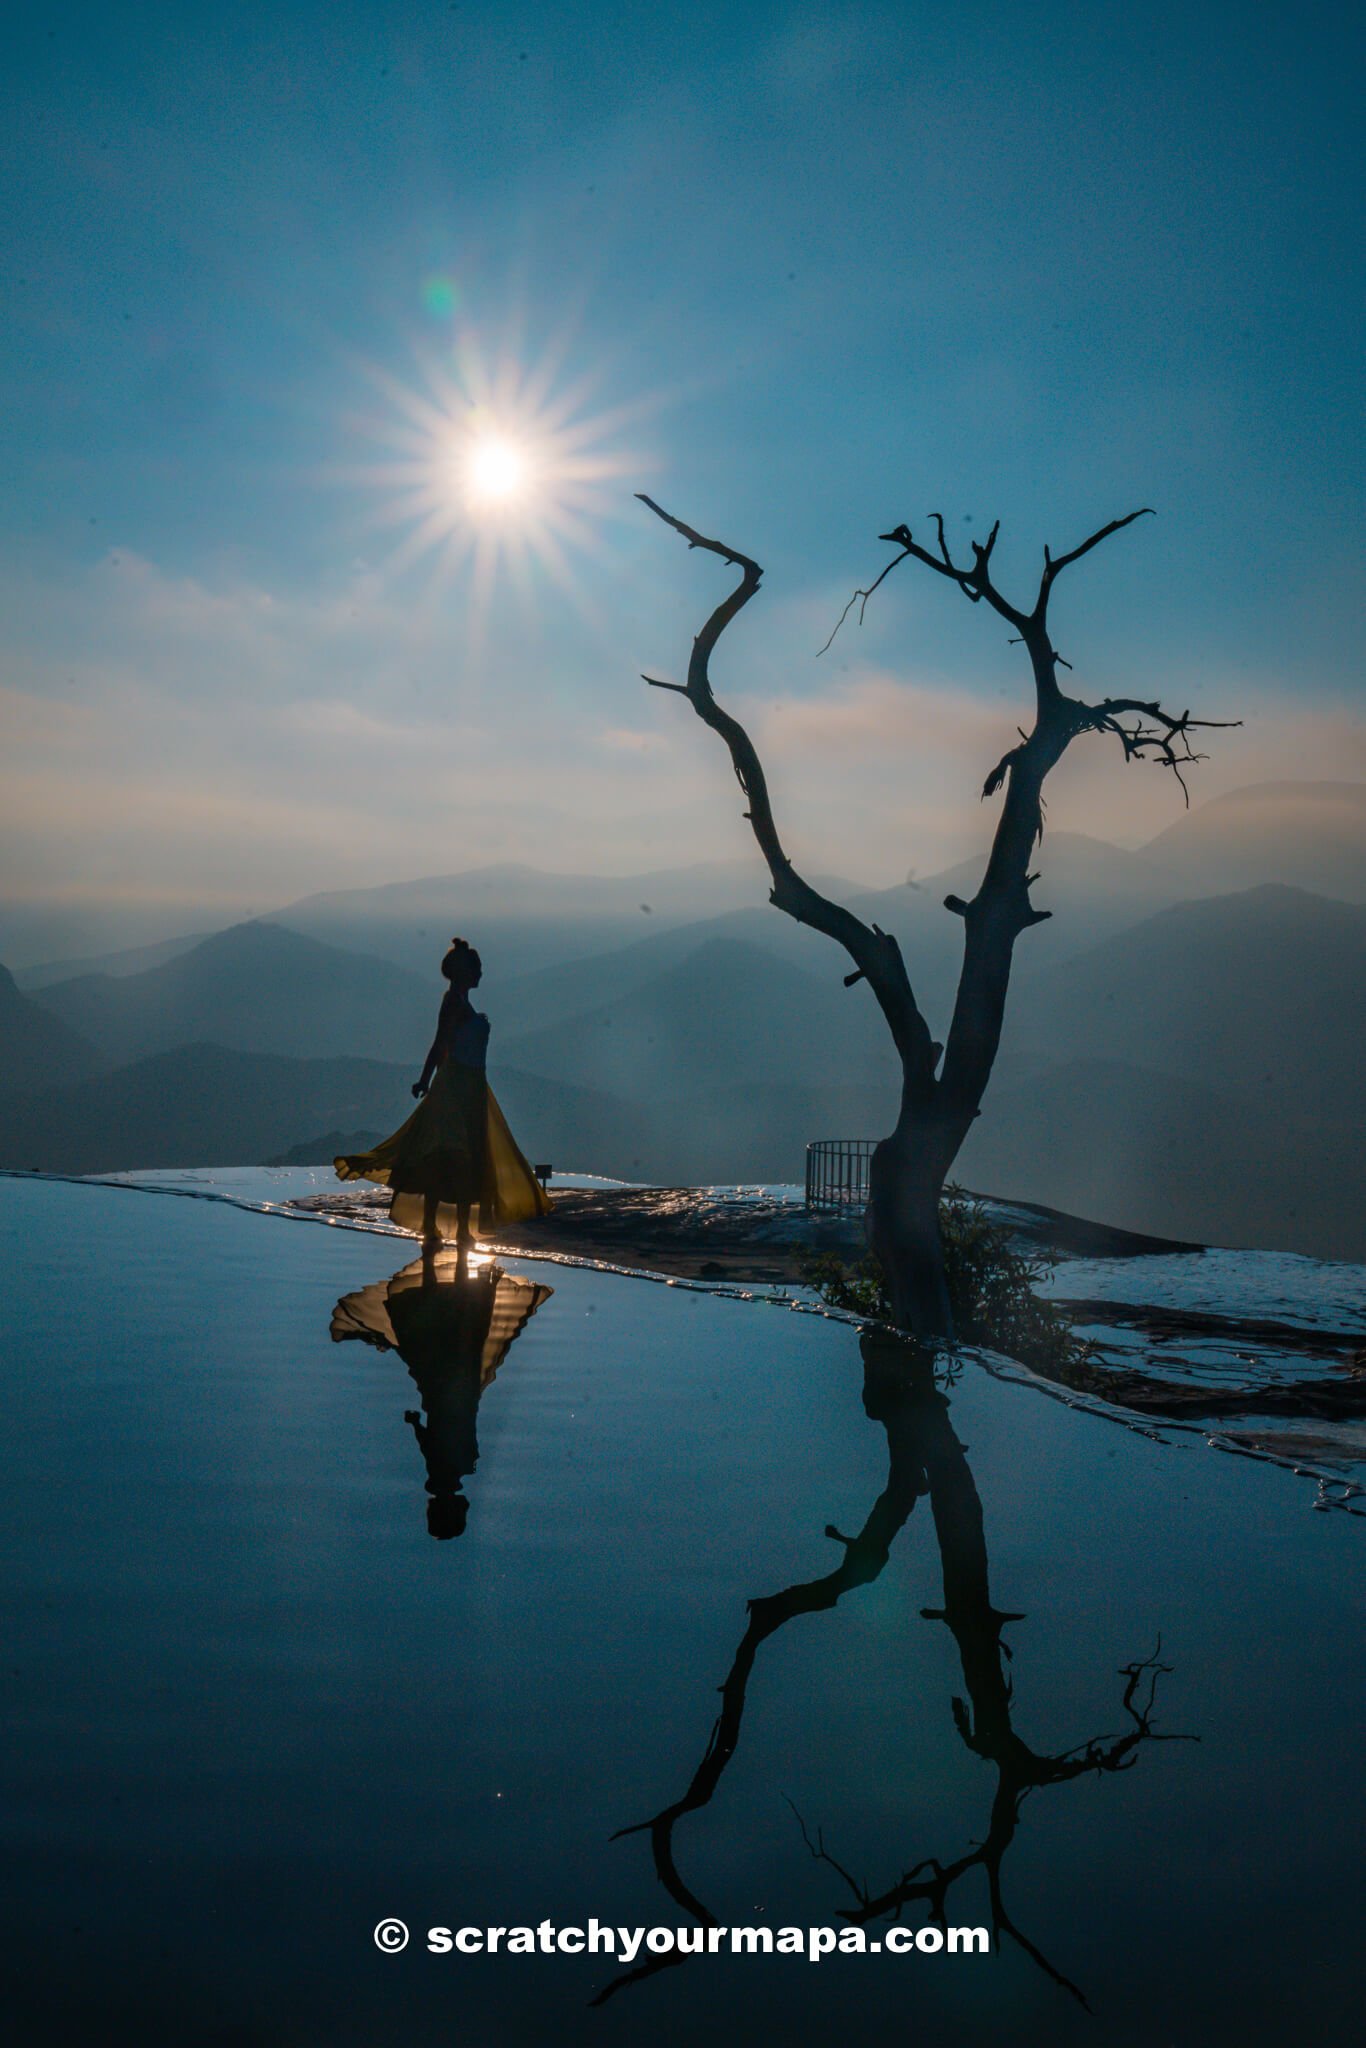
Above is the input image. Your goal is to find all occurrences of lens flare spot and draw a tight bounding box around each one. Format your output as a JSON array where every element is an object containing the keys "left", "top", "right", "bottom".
[{"left": 421, "top": 274, "right": 458, "bottom": 319}]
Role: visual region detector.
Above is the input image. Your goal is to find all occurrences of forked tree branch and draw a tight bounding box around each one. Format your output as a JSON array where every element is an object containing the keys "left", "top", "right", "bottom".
[
  {"left": 823, "top": 505, "right": 1156, "bottom": 654},
  {"left": 636, "top": 494, "right": 940, "bottom": 1085},
  {"left": 866, "top": 516, "right": 1026, "bottom": 631},
  {"left": 812, "top": 503, "right": 1232, "bottom": 1145},
  {"left": 1036, "top": 507, "right": 1154, "bottom": 613}
]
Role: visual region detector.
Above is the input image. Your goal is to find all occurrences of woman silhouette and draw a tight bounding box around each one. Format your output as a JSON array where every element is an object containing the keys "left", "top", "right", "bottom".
[{"left": 335, "top": 937, "right": 550, "bottom": 1251}]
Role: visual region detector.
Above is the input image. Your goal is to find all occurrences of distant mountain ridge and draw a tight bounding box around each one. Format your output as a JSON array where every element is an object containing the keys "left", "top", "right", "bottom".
[
  {"left": 958, "top": 1054, "right": 1366, "bottom": 1262},
  {"left": 10, "top": 778, "right": 1362, "bottom": 987},
  {"left": 0, "top": 1042, "right": 653, "bottom": 1181},
  {"left": 1138, "top": 780, "right": 1366, "bottom": 901},
  {"left": 1002, "top": 883, "right": 1366, "bottom": 1116},
  {"left": 33, "top": 921, "right": 442, "bottom": 1070},
  {"left": 0, "top": 965, "right": 103, "bottom": 1095},
  {"left": 0, "top": 1044, "right": 417, "bottom": 1175},
  {"left": 15, "top": 931, "right": 210, "bottom": 992},
  {"left": 500, "top": 935, "right": 897, "bottom": 1100},
  {"left": 262, "top": 856, "right": 851, "bottom": 979},
  {"left": 3, "top": 779, "right": 1362, "bottom": 1257}
]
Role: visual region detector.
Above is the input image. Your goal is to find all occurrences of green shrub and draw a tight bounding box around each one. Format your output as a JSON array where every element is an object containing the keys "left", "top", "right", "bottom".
[{"left": 800, "top": 1185, "right": 1099, "bottom": 1379}]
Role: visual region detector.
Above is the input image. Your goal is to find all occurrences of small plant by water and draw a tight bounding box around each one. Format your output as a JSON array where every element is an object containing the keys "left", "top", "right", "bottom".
[{"left": 801, "top": 1186, "right": 1099, "bottom": 1381}]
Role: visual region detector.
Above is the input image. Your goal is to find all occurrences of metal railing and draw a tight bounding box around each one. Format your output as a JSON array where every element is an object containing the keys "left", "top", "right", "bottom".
[{"left": 805, "top": 1139, "right": 877, "bottom": 1211}]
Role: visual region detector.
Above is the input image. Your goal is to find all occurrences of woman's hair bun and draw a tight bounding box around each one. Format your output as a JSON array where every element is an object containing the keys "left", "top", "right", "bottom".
[{"left": 441, "top": 935, "right": 479, "bottom": 980}]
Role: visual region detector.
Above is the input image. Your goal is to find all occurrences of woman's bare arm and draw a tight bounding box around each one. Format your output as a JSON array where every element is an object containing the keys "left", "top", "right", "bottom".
[{"left": 414, "top": 989, "right": 467, "bottom": 1095}]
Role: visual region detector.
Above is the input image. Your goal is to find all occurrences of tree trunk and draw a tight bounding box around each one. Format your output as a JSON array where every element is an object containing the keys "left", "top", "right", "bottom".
[{"left": 866, "top": 1111, "right": 954, "bottom": 1341}]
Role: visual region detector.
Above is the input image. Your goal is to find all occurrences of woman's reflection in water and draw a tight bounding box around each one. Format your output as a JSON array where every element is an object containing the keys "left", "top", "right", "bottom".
[
  {"left": 330, "top": 1249, "right": 551, "bottom": 1538},
  {"left": 599, "top": 1332, "right": 1190, "bottom": 2009}
]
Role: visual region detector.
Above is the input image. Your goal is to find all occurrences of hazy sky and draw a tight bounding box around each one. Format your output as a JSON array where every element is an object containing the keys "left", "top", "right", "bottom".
[{"left": 3, "top": 0, "right": 1362, "bottom": 959}]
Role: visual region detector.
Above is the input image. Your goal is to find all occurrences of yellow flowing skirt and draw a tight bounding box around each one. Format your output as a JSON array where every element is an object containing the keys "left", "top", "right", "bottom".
[{"left": 334, "top": 1060, "right": 552, "bottom": 1237}]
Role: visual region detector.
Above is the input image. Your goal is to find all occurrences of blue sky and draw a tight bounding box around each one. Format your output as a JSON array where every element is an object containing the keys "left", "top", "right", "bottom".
[{"left": 2, "top": 0, "right": 1361, "bottom": 957}]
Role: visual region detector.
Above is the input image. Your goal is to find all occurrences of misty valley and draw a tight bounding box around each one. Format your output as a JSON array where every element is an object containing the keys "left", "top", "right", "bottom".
[{"left": 3, "top": 779, "right": 1362, "bottom": 1262}]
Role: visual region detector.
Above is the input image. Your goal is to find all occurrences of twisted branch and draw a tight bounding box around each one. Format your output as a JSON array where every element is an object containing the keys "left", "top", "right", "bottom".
[{"left": 636, "top": 495, "right": 940, "bottom": 1083}]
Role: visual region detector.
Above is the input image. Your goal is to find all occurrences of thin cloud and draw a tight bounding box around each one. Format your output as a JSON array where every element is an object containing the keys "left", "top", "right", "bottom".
[{"left": 1, "top": 549, "right": 1361, "bottom": 954}]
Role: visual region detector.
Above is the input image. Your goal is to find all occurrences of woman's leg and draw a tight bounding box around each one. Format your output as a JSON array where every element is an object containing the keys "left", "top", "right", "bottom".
[{"left": 422, "top": 1192, "right": 441, "bottom": 1248}]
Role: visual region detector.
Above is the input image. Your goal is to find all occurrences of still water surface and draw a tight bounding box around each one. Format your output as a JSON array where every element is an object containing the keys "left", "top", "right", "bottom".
[{"left": 2, "top": 1177, "right": 1361, "bottom": 2043}]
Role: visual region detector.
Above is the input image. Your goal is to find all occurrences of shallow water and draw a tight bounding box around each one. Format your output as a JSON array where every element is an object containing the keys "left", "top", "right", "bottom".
[
  {"left": 2, "top": 1177, "right": 1362, "bottom": 2044},
  {"left": 1045, "top": 1242, "right": 1366, "bottom": 1334}
]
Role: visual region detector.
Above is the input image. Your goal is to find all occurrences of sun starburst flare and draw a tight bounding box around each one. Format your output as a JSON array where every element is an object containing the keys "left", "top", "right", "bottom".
[{"left": 337, "top": 327, "right": 654, "bottom": 638}]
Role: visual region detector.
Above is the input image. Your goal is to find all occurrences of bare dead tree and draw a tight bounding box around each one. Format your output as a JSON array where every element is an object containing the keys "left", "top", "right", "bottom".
[{"left": 637, "top": 494, "right": 1237, "bottom": 1336}]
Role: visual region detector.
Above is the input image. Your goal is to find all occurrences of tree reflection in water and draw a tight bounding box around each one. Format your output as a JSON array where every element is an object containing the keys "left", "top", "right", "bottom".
[{"left": 600, "top": 1332, "right": 1191, "bottom": 2009}]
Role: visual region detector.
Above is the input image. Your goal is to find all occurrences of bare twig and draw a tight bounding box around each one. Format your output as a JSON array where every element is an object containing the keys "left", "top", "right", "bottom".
[
  {"left": 786, "top": 1798, "right": 871, "bottom": 1908},
  {"left": 817, "top": 548, "right": 911, "bottom": 655}
]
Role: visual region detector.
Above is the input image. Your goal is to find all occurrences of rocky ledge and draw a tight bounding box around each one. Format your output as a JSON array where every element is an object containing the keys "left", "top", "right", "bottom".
[{"left": 290, "top": 1180, "right": 1199, "bottom": 1283}]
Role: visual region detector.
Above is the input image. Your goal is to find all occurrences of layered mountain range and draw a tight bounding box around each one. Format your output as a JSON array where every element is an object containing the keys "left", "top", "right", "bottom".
[{"left": 2, "top": 780, "right": 1362, "bottom": 1258}]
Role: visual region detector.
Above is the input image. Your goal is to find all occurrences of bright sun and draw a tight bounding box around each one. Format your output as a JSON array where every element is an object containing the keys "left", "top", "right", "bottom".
[
  {"left": 343, "top": 326, "right": 648, "bottom": 638},
  {"left": 465, "top": 435, "right": 530, "bottom": 507}
]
